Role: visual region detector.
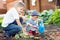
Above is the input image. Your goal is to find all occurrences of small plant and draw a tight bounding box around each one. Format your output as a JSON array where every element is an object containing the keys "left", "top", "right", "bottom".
[
  {"left": 40, "top": 10, "right": 53, "bottom": 23},
  {"left": 15, "top": 34, "right": 20, "bottom": 40},
  {"left": 15, "top": 32, "right": 30, "bottom": 40},
  {"left": 47, "top": 9, "right": 60, "bottom": 25}
]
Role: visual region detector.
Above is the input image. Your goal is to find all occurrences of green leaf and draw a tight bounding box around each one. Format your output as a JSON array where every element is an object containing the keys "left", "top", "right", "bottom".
[
  {"left": 47, "top": 9, "right": 60, "bottom": 25},
  {"left": 15, "top": 34, "right": 19, "bottom": 39}
]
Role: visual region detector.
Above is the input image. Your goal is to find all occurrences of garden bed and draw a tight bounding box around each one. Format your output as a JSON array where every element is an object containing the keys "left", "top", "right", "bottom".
[
  {"left": 13, "top": 25, "right": 60, "bottom": 40},
  {"left": 44, "top": 24, "right": 60, "bottom": 40},
  {"left": 0, "top": 24, "right": 60, "bottom": 40}
]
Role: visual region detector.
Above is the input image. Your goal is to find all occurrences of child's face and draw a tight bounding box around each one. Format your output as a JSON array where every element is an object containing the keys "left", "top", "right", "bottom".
[
  {"left": 31, "top": 16, "right": 38, "bottom": 20},
  {"left": 17, "top": 7, "right": 25, "bottom": 16}
]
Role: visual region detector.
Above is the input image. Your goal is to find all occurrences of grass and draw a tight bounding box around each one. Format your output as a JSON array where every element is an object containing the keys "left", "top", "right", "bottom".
[
  {"left": 0, "top": 17, "right": 3, "bottom": 23},
  {"left": 0, "top": 17, "right": 3, "bottom": 28}
]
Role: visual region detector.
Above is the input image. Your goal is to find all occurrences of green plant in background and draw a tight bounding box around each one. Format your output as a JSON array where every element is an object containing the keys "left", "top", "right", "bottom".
[
  {"left": 40, "top": 10, "right": 53, "bottom": 23},
  {"left": 0, "top": 23, "right": 1, "bottom": 28},
  {"left": 0, "top": 17, "right": 3, "bottom": 28},
  {"left": 25, "top": 11, "right": 30, "bottom": 19},
  {"left": 47, "top": 9, "right": 60, "bottom": 25},
  {"left": 25, "top": 10, "right": 53, "bottom": 23}
]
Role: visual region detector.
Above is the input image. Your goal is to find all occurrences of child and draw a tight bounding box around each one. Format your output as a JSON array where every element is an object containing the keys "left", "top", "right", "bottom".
[
  {"left": 26, "top": 10, "right": 39, "bottom": 36},
  {"left": 2, "top": 2, "right": 28, "bottom": 37}
]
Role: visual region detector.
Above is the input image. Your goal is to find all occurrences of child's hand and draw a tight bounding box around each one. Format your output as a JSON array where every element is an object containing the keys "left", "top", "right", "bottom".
[
  {"left": 19, "top": 15, "right": 23, "bottom": 18},
  {"left": 23, "top": 32, "right": 28, "bottom": 35},
  {"left": 33, "top": 25, "right": 37, "bottom": 28},
  {"left": 22, "top": 27, "right": 28, "bottom": 35},
  {"left": 28, "top": 23, "right": 33, "bottom": 27},
  {"left": 19, "top": 15, "right": 26, "bottom": 22}
]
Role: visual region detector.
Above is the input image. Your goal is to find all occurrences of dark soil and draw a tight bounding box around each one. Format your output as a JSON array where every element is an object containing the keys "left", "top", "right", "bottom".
[{"left": 0, "top": 24, "right": 60, "bottom": 40}]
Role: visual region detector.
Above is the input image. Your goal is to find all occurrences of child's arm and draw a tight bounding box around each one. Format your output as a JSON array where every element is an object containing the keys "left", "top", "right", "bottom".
[
  {"left": 16, "top": 19, "right": 22, "bottom": 27},
  {"left": 16, "top": 19, "right": 28, "bottom": 35},
  {"left": 19, "top": 15, "right": 26, "bottom": 22},
  {"left": 27, "top": 23, "right": 33, "bottom": 27},
  {"left": 27, "top": 20, "right": 33, "bottom": 27}
]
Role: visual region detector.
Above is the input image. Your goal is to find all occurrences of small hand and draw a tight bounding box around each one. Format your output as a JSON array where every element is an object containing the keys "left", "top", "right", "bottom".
[
  {"left": 28, "top": 23, "right": 33, "bottom": 27},
  {"left": 33, "top": 26, "right": 37, "bottom": 28},
  {"left": 23, "top": 32, "right": 28, "bottom": 35}
]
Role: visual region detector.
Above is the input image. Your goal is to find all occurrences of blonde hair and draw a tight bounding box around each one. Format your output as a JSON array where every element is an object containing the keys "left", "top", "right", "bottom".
[{"left": 17, "top": 2, "right": 25, "bottom": 7}]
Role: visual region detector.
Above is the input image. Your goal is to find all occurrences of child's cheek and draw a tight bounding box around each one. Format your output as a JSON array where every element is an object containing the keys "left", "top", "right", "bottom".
[{"left": 35, "top": 18, "right": 38, "bottom": 20}]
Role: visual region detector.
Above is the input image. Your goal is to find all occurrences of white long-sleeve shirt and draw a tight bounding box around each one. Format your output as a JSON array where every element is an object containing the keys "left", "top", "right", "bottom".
[{"left": 2, "top": 7, "right": 19, "bottom": 27}]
